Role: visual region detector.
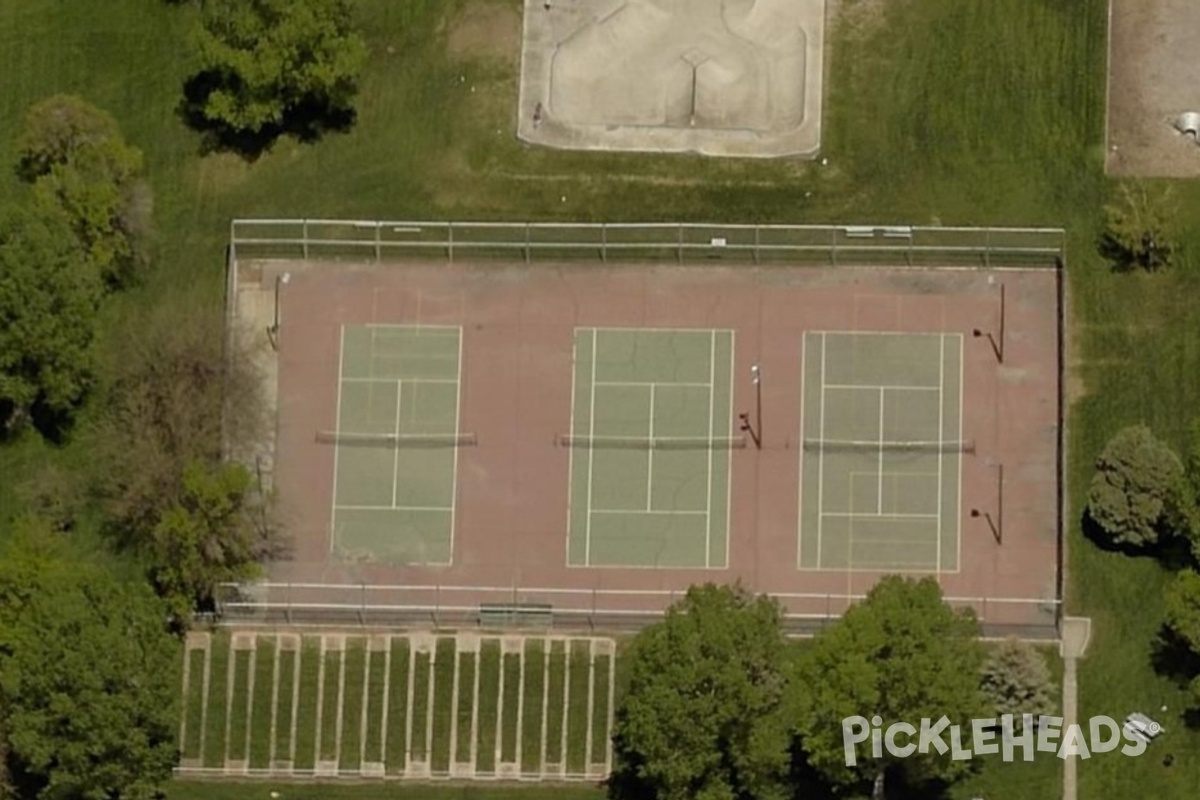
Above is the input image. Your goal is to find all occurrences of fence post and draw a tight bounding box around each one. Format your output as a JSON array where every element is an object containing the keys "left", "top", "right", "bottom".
[
  {"left": 677, "top": 224, "right": 683, "bottom": 264},
  {"left": 601, "top": 224, "right": 607, "bottom": 263},
  {"left": 754, "top": 225, "right": 761, "bottom": 264},
  {"left": 302, "top": 219, "right": 309, "bottom": 260},
  {"left": 984, "top": 227, "right": 992, "bottom": 268},
  {"left": 375, "top": 222, "right": 382, "bottom": 262},
  {"left": 525, "top": 223, "right": 531, "bottom": 264},
  {"left": 447, "top": 222, "right": 455, "bottom": 262},
  {"left": 830, "top": 227, "right": 838, "bottom": 266}
]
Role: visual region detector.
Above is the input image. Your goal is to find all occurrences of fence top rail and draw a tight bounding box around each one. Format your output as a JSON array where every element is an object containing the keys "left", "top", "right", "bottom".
[{"left": 218, "top": 582, "right": 1058, "bottom": 606}]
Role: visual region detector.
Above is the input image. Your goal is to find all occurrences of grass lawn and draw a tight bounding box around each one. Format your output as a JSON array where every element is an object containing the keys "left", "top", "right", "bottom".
[
  {"left": 432, "top": 637, "right": 458, "bottom": 771},
  {"left": 275, "top": 646, "right": 297, "bottom": 763},
  {"left": 201, "top": 634, "right": 230, "bottom": 769},
  {"left": 182, "top": 648, "right": 207, "bottom": 761},
  {"left": 341, "top": 640, "right": 367, "bottom": 771},
  {"left": 522, "top": 640, "right": 547, "bottom": 773},
  {"left": 249, "top": 637, "right": 276, "bottom": 768},
  {"left": 292, "top": 638, "right": 322, "bottom": 771},
  {"left": 167, "top": 783, "right": 604, "bottom": 800},
  {"left": 590, "top": 654, "right": 612, "bottom": 767},
  {"left": 386, "top": 637, "right": 412, "bottom": 773},
  {"left": 364, "top": 645, "right": 388, "bottom": 764},
  {"left": 501, "top": 651, "right": 521, "bottom": 764},
  {"left": 458, "top": 648, "right": 479, "bottom": 765},
  {"left": 319, "top": 648, "right": 343, "bottom": 762},
  {"left": 565, "top": 642, "right": 590, "bottom": 774},
  {"left": 410, "top": 649, "right": 432, "bottom": 761},
  {"left": 476, "top": 640, "right": 501, "bottom": 774},
  {"left": 544, "top": 641, "right": 567, "bottom": 766}
]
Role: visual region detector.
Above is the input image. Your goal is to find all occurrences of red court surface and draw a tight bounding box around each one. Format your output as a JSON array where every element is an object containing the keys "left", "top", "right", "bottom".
[{"left": 258, "top": 260, "right": 1061, "bottom": 634}]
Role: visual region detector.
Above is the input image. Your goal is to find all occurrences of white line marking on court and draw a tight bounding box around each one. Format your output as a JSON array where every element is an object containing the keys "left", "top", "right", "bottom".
[
  {"left": 955, "top": 333, "right": 964, "bottom": 571},
  {"left": 817, "top": 333, "right": 827, "bottom": 568},
  {"left": 705, "top": 331, "right": 715, "bottom": 568},
  {"left": 335, "top": 505, "right": 455, "bottom": 513},
  {"left": 796, "top": 332, "right": 807, "bottom": 569},
  {"left": 820, "top": 512, "right": 941, "bottom": 519},
  {"left": 721, "top": 330, "right": 734, "bottom": 570},
  {"left": 448, "top": 327, "right": 463, "bottom": 565},
  {"left": 391, "top": 380, "right": 403, "bottom": 508},
  {"left": 595, "top": 380, "right": 711, "bottom": 388},
  {"left": 936, "top": 333, "right": 946, "bottom": 577},
  {"left": 878, "top": 387, "right": 885, "bottom": 514},
  {"left": 565, "top": 330, "right": 580, "bottom": 567},
  {"left": 646, "top": 384, "right": 656, "bottom": 512},
  {"left": 823, "top": 383, "right": 939, "bottom": 391},
  {"left": 586, "top": 325, "right": 726, "bottom": 334},
  {"left": 361, "top": 323, "right": 460, "bottom": 332},
  {"left": 329, "top": 326, "right": 347, "bottom": 554},
  {"left": 590, "top": 509, "right": 707, "bottom": 516},
  {"left": 585, "top": 329, "right": 599, "bottom": 566},
  {"left": 341, "top": 377, "right": 458, "bottom": 384}
]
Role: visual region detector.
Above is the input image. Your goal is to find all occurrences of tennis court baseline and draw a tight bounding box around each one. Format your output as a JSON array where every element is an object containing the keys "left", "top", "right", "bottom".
[
  {"left": 567, "top": 328, "right": 735, "bottom": 568},
  {"left": 799, "top": 331, "right": 963, "bottom": 572},
  {"left": 329, "top": 325, "right": 464, "bottom": 565}
]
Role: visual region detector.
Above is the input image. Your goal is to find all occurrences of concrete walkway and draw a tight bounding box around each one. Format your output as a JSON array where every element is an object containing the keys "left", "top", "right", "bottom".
[{"left": 1060, "top": 617, "right": 1092, "bottom": 800}]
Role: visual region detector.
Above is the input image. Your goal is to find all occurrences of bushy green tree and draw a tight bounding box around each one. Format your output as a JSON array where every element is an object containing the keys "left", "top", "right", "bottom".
[
  {"left": 188, "top": 0, "right": 366, "bottom": 141},
  {"left": 149, "top": 460, "right": 271, "bottom": 620},
  {"left": 980, "top": 637, "right": 1056, "bottom": 721},
  {"left": 0, "top": 520, "right": 179, "bottom": 800},
  {"left": 0, "top": 203, "right": 101, "bottom": 433},
  {"left": 796, "top": 576, "right": 987, "bottom": 800},
  {"left": 1086, "top": 424, "right": 1186, "bottom": 548},
  {"left": 15, "top": 95, "right": 151, "bottom": 288},
  {"left": 1101, "top": 180, "right": 1176, "bottom": 272},
  {"left": 1163, "top": 569, "right": 1200, "bottom": 707},
  {"left": 610, "top": 584, "right": 792, "bottom": 800}
]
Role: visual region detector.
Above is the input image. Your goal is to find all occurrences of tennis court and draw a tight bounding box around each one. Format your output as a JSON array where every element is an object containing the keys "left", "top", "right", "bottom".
[
  {"left": 328, "top": 325, "right": 465, "bottom": 565},
  {"left": 799, "top": 332, "right": 963, "bottom": 572},
  {"left": 566, "top": 328, "right": 734, "bottom": 568}
]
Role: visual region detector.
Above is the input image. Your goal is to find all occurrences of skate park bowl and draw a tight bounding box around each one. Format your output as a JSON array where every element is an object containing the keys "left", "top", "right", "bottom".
[{"left": 518, "top": 0, "right": 826, "bottom": 158}]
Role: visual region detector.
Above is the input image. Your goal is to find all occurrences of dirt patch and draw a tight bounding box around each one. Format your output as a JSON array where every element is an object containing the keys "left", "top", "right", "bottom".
[
  {"left": 447, "top": 0, "right": 521, "bottom": 63},
  {"left": 1107, "top": 0, "right": 1200, "bottom": 177}
]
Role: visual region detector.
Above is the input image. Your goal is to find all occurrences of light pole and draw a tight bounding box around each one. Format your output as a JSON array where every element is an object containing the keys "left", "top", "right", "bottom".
[
  {"left": 268, "top": 272, "right": 291, "bottom": 350},
  {"left": 740, "top": 364, "right": 763, "bottom": 449}
]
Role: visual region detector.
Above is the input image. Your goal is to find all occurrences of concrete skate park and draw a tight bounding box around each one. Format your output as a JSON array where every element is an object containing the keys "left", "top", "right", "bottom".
[{"left": 518, "top": 0, "right": 826, "bottom": 158}]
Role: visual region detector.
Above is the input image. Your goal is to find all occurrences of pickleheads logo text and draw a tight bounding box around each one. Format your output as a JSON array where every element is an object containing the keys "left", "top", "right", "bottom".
[{"left": 841, "top": 714, "right": 1156, "bottom": 766}]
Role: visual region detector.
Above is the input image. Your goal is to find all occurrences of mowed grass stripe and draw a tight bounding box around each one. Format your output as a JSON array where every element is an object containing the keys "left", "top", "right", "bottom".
[
  {"left": 590, "top": 653, "right": 612, "bottom": 766},
  {"left": 455, "top": 648, "right": 476, "bottom": 764},
  {"left": 320, "top": 646, "right": 343, "bottom": 761},
  {"left": 341, "top": 639, "right": 367, "bottom": 772},
  {"left": 476, "top": 640, "right": 501, "bottom": 774},
  {"left": 248, "top": 637, "right": 276, "bottom": 768},
  {"left": 385, "top": 637, "right": 411, "bottom": 774},
  {"left": 501, "top": 650, "right": 521, "bottom": 764},
  {"left": 410, "top": 648, "right": 432, "bottom": 761},
  {"left": 293, "top": 638, "right": 322, "bottom": 770},
  {"left": 275, "top": 647, "right": 297, "bottom": 763},
  {"left": 431, "top": 638, "right": 456, "bottom": 772},
  {"left": 364, "top": 645, "right": 387, "bottom": 764},
  {"left": 201, "top": 634, "right": 230, "bottom": 769},
  {"left": 566, "top": 641, "right": 591, "bottom": 774},
  {"left": 521, "top": 640, "right": 546, "bottom": 774},
  {"left": 544, "top": 641, "right": 566, "bottom": 766},
  {"left": 182, "top": 648, "right": 207, "bottom": 761}
]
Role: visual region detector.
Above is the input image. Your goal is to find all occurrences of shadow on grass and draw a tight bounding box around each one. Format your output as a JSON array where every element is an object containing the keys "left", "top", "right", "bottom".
[
  {"left": 1080, "top": 509, "right": 1194, "bottom": 570},
  {"left": 179, "top": 70, "right": 356, "bottom": 160}
]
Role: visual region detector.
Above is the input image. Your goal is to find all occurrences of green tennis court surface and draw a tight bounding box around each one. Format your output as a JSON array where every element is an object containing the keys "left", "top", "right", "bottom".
[
  {"left": 330, "top": 325, "right": 463, "bottom": 565},
  {"left": 567, "top": 328, "right": 734, "bottom": 568},
  {"left": 799, "top": 332, "right": 963, "bottom": 571}
]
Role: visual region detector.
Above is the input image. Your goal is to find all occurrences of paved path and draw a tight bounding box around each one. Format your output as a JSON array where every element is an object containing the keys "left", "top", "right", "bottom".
[{"left": 1060, "top": 617, "right": 1092, "bottom": 800}]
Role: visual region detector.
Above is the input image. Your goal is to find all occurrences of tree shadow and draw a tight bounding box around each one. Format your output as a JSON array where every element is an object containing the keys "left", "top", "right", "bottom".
[
  {"left": 1080, "top": 508, "right": 1149, "bottom": 558},
  {"left": 1097, "top": 230, "right": 1137, "bottom": 274},
  {"left": 179, "top": 70, "right": 356, "bottom": 160}
]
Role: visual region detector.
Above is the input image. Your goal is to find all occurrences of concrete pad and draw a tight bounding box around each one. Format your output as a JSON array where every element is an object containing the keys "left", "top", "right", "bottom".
[{"left": 519, "top": 0, "right": 826, "bottom": 157}]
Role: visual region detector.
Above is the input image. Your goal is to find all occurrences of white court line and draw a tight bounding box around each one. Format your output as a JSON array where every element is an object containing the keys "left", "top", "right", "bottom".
[
  {"left": 816, "top": 333, "right": 827, "bottom": 568},
  {"left": 586, "top": 325, "right": 726, "bottom": 334},
  {"left": 361, "top": 323, "right": 460, "bottom": 332},
  {"left": 955, "top": 334, "right": 964, "bottom": 571},
  {"left": 391, "top": 380, "right": 403, "bottom": 508},
  {"left": 824, "top": 383, "right": 939, "bottom": 391},
  {"left": 585, "top": 329, "right": 599, "bottom": 566},
  {"left": 448, "top": 328, "right": 463, "bottom": 564},
  {"left": 721, "top": 330, "right": 734, "bottom": 570},
  {"left": 936, "top": 334, "right": 946, "bottom": 577},
  {"left": 329, "top": 326, "right": 347, "bottom": 554},
  {"left": 591, "top": 509, "right": 707, "bottom": 516},
  {"left": 796, "top": 333, "right": 807, "bottom": 569},
  {"left": 595, "top": 380, "right": 711, "bottom": 388},
  {"left": 877, "top": 387, "right": 885, "bottom": 514},
  {"left": 341, "top": 377, "right": 458, "bottom": 385},
  {"left": 564, "top": 330, "right": 580, "bottom": 566},
  {"left": 335, "top": 505, "right": 455, "bottom": 513},
  {"left": 821, "top": 512, "right": 941, "bottom": 519},
  {"left": 646, "top": 384, "right": 656, "bottom": 512},
  {"left": 705, "top": 331, "right": 715, "bottom": 569}
]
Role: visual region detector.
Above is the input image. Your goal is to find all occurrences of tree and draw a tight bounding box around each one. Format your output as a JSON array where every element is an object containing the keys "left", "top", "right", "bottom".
[
  {"left": 1162, "top": 569, "right": 1200, "bottom": 707},
  {"left": 1101, "top": 180, "right": 1176, "bottom": 272},
  {"left": 15, "top": 95, "right": 151, "bottom": 288},
  {"left": 148, "top": 460, "right": 272, "bottom": 621},
  {"left": 0, "top": 203, "right": 102, "bottom": 434},
  {"left": 610, "top": 584, "right": 792, "bottom": 800},
  {"left": 795, "top": 576, "right": 987, "bottom": 800},
  {"left": 1086, "top": 424, "right": 1187, "bottom": 549},
  {"left": 979, "top": 637, "right": 1056, "bottom": 722},
  {"left": 0, "top": 521, "right": 178, "bottom": 800},
  {"left": 185, "top": 0, "right": 367, "bottom": 149}
]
